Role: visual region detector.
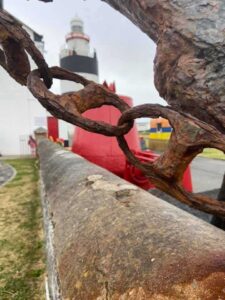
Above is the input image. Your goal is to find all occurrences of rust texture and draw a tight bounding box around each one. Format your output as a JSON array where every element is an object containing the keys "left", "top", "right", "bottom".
[
  {"left": 100, "top": 0, "right": 225, "bottom": 134},
  {"left": 27, "top": 66, "right": 225, "bottom": 216},
  {"left": 0, "top": 10, "right": 52, "bottom": 87},
  {"left": 39, "top": 140, "right": 225, "bottom": 300},
  {"left": 27, "top": 67, "right": 133, "bottom": 136},
  {"left": 0, "top": 3, "right": 225, "bottom": 217}
]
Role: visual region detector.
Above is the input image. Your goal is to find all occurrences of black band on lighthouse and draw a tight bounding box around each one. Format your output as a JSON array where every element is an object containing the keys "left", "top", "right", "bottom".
[{"left": 60, "top": 54, "right": 98, "bottom": 76}]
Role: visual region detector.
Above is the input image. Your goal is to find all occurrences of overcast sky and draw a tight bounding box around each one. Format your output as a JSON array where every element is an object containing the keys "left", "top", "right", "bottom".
[{"left": 4, "top": 0, "right": 165, "bottom": 107}]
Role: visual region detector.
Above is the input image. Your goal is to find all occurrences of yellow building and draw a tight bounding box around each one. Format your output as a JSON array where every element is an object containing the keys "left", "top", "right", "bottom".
[{"left": 149, "top": 117, "right": 172, "bottom": 140}]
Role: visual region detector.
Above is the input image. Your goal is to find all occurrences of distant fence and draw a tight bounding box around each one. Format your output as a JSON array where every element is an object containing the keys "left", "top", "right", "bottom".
[{"left": 38, "top": 139, "right": 225, "bottom": 299}]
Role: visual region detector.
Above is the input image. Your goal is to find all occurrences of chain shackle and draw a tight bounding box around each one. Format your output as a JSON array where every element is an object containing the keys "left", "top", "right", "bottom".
[
  {"left": 118, "top": 104, "right": 225, "bottom": 174},
  {"left": 117, "top": 103, "right": 225, "bottom": 216}
]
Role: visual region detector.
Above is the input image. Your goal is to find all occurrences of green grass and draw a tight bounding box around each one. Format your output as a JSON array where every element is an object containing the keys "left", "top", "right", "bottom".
[
  {"left": 199, "top": 148, "right": 225, "bottom": 160},
  {"left": 0, "top": 159, "right": 45, "bottom": 300}
]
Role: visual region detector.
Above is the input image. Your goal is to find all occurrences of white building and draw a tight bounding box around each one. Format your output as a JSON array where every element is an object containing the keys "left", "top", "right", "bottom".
[
  {"left": 58, "top": 16, "right": 99, "bottom": 141},
  {"left": 136, "top": 121, "right": 150, "bottom": 132},
  {"left": 0, "top": 8, "right": 48, "bottom": 155}
]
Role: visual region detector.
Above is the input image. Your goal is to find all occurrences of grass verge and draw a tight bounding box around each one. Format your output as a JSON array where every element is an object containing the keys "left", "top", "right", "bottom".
[
  {"left": 0, "top": 158, "right": 45, "bottom": 300},
  {"left": 199, "top": 148, "right": 225, "bottom": 160}
]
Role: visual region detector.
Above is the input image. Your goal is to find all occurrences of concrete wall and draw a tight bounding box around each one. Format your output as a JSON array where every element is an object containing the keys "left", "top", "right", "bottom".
[
  {"left": 0, "top": 24, "right": 47, "bottom": 156},
  {"left": 38, "top": 139, "right": 225, "bottom": 300},
  {"left": 0, "top": 67, "right": 48, "bottom": 156}
]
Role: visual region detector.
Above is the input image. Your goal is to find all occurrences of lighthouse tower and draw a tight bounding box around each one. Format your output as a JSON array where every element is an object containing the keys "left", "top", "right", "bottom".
[
  {"left": 56, "top": 16, "right": 99, "bottom": 142},
  {"left": 60, "top": 16, "right": 99, "bottom": 93}
]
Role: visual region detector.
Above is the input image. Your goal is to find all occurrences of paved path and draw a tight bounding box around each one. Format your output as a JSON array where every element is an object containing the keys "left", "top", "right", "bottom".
[
  {"left": 0, "top": 161, "right": 16, "bottom": 187},
  {"left": 191, "top": 157, "right": 224, "bottom": 193},
  {"left": 150, "top": 157, "right": 224, "bottom": 223}
]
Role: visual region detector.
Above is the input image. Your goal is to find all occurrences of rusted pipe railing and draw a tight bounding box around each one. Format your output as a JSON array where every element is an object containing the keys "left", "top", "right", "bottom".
[{"left": 38, "top": 139, "right": 225, "bottom": 300}]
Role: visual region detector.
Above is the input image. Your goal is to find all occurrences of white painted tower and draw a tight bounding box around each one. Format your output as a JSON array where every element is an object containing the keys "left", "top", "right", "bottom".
[
  {"left": 58, "top": 16, "right": 99, "bottom": 141},
  {"left": 60, "top": 16, "right": 99, "bottom": 93}
]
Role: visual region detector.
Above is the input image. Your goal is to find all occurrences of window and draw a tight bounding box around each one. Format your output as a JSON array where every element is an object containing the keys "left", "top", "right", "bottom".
[
  {"left": 72, "top": 25, "right": 83, "bottom": 33},
  {"left": 157, "top": 123, "right": 162, "bottom": 132}
]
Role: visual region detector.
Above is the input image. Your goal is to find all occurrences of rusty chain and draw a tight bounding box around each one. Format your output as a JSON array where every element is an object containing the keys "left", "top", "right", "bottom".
[
  {"left": 28, "top": 67, "right": 133, "bottom": 136},
  {"left": 0, "top": 10, "right": 52, "bottom": 87},
  {"left": 1, "top": 10, "right": 225, "bottom": 217}
]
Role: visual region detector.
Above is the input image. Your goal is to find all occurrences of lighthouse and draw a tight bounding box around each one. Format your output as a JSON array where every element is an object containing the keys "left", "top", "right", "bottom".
[
  {"left": 60, "top": 16, "right": 99, "bottom": 93},
  {"left": 54, "top": 16, "right": 99, "bottom": 142}
]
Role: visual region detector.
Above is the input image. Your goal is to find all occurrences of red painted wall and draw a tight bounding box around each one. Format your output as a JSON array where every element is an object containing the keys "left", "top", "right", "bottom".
[
  {"left": 72, "top": 95, "right": 140, "bottom": 177},
  {"left": 47, "top": 116, "right": 59, "bottom": 141}
]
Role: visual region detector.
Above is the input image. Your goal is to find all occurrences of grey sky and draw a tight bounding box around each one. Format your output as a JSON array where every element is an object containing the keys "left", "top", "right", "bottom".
[{"left": 4, "top": 0, "right": 165, "bottom": 107}]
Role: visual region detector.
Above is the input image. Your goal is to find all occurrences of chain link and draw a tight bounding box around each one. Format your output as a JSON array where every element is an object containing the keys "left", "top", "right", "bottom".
[
  {"left": 1, "top": 10, "right": 225, "bottom": 217},
  {"left": 28, "top": 66, "right": 133, "bottom": 136},
  {"left": 0, "top": 10, "right": 52, "bottom": 87}
]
